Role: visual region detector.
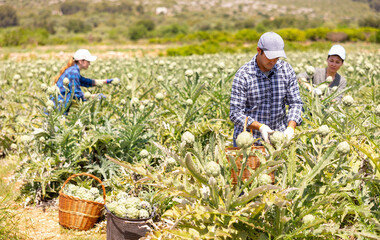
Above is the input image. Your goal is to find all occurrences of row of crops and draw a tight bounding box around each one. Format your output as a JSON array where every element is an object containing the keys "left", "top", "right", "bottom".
[{"left": 1, "top": 49, "right": 379, "bottom": 239}]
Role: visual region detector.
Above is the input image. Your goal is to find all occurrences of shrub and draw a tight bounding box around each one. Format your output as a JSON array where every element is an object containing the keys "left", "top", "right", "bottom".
[
  {"left": 305, "top": 27, "right": 330, "bottom": 41},
  {"left": 359, "top": 17, "right": 380, "bottom": 28},
  {"left": 276, "top": 28, "right": 306, "bottom": 41},
  {"left": 93, "top": 1, "right": 119, "bottom": 13},
  {"left": 155, "top": 23, "right": 188, "bottom": 38},
  {"left": 370, "top": 29, "right": 380, "bottom": 43},
  {"left": 136, "top": 19, "right": 155, "bottom": 31},
  {"left": 32, "top": 10, "right": 56, "bottom": 34},
  {"left": 234, "top": 18, "right": 256, "bottom": 29},
  {"left": 234, "top": 29, "right": 260, "bottom": 42},
  {"left": 209, "top": 31, "right": 233, "bottom": 43},
  {"left": 108, "top": 28, "right": 123, "bottom": 41},
  {"left": 60, "top": 1, "right": 87, "bottom": 15},
  {"left": 118, "top": 2, "right": 134, "bottom": 14},
  {"left": 129, "top": 24, "right": 148, "bottom": 40},
  {"left": 65, "top": 19, "right": 92, "bottom": 33},
  {"left": 339, "top": 28, "right": 366, "bottom": 41},
  {"left": 185, "top": 31, "right": 211, "bottom": 41},
  {"left": 0, "top": 27, "right": 49, "bottom": 46},
  {"left": 0, "top": 5, "right": 18, "bottom": 28}
]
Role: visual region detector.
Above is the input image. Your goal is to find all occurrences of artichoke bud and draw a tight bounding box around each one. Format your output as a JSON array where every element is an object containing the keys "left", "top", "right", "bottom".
[
  {"left": 236, "top": 131, "right": 254, "bottom": 149},
  {"left": 375, "top": 105, "right": 380, "bottom": 116},
  {"left": 208, "top": 177, "right": 217, "bottom": 186},
  {"left": 337, "top": 141, "right": 350, "bottom": 155},
  {"left": 205, "top": 161, "right": 221, "bottom": 177},
  {"left": 281, "top": 216, "right": 291, "bottom": 223},
  {"left": 302, "top": 214, "right": 316, "bottom": 225},
  {"left": 342, "top": 95, "right": 354, "bottom": 106},
  {"left": 269, "top": 131, "right": 285, "bottom": 146},
  {"left": 317, "top": 125, "right": 330, "bottom": 137},
  {"left": 200, "top": 185, "right": 210, "bottom": 199},
  {"left": 258, "top": 174, "right": 272, "bottom": 185}
]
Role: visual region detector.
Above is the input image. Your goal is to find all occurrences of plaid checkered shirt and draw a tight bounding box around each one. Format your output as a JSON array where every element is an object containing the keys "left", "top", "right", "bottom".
[
  {"left": 55, "top": 64, "right": 95, "bottom": 110},
  {"left": 230, "top": 55, "right": 303, "bottom": 145}
]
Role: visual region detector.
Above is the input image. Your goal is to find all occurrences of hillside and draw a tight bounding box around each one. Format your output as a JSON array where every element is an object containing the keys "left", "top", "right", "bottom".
[
  {"left": 0, "top": 0, "right": 379, "bottom": 48},
  {"left": 3, "top": 0, "right": 379, "bottom": 29}
]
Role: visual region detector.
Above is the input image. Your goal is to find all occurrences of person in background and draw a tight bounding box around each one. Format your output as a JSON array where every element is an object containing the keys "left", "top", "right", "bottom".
[
  {"left": 297, "top": 44, "right": 347, "bottom": 101},
  {"left": 53, "top": 49, "right": 117, "bottom": 113},
  {"left": 230, "top": 32, "right": 303, "bottom": 145}
]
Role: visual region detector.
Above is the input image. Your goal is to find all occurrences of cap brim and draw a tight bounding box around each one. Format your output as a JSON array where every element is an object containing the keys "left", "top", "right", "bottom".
[
  {"left": 328, "top": 54, "right": 345, "bottom": 60},
  {"left": 264, "top": 50, "right": 287, "bottom": 59},
  {"left": 87, "top": 56, "right": 97, "bottom": 62}
]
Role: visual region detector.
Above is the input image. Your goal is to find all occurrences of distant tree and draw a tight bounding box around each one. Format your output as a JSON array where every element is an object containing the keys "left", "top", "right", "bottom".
[
  {"left": 66, "top": 19, "right": 92, "bottom": 33},
  {"left": 136, "top": 19, "right": 155, "bottom": 31},
  {"left": 0, "top": 27, "right": 49, "bottom": 46},
  {"left": 197, "top": 23, "right": 212, "bottom": 31},
  {"left": 353, "top": 0, "right": 380, "bottom": 11},
  {"left": 0, "top": 5, "right": 18, "bottom": 28},
  {"left": 359, "top": 17, "right": 380, "bottom": 28},
  {"left": 129, "top": 24, "right": 147, "bottom": 40},
  {"left": 156, "top": 23, "right": 188, "bottom": 38},
  {"left": 234, "top": 19, "right": 256, "bottom": 30},
  {"left": 60, "top": 1, "right": 87, "bottom": 15},
  {"left": 261, "top": 16, "right": 298, "bottom": 29},
  {"left": 93, "top": 1, "right": 118, "bottom": 13},
  {"left": 33, "top": 9, "right": 56, "bottom": 34},
  {"left": 118, "top": 1, "right": 134, "bottom": 14},
  {"left": 374, "top": 30, "right": 380, "bottom": 43},
  {"left": 136, "top": 4, "right": 144, "bottom": 14},
  {"left": 369, "top": 0, "right": 380, "bottom": 11}
]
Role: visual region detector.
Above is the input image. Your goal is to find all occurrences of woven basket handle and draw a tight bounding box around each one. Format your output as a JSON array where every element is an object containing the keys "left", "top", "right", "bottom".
[
  {"left": 244, "top": 116, "right": 253, "bottom": 134},
  {"left": 61, "top": 173, "right": 106, "bottom": 204}
]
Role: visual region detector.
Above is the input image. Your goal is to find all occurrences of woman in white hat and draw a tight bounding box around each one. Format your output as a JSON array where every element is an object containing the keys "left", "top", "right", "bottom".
[
  {"left": 53, "top": 49, "right": 116, "bottom": 113},
  {"left": 297, "top": 44, "right": 347, "bottom": 101}
]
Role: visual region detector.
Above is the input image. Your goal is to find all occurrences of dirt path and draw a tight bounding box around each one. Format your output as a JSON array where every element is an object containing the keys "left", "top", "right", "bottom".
[
  {"left": 1, "top": 155, "right": 107, "bottom": 240},
  {"left": 15, "top": 202, "right": 106, "bottom": 240}
]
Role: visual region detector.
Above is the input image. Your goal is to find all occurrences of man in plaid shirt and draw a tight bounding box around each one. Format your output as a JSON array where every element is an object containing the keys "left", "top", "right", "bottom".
[{"left": 230, "top": 32, "right": 303, "bottom": 145}]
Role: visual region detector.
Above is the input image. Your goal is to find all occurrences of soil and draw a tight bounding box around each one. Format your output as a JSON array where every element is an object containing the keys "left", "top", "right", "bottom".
[{"left": 14, "top": 201, "right": 106, "bottom": 240}]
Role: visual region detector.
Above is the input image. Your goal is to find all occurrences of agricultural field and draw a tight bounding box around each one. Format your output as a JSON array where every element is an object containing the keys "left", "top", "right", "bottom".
[{"left": 0, "top": 43, "right": 379, "bottom": 239}]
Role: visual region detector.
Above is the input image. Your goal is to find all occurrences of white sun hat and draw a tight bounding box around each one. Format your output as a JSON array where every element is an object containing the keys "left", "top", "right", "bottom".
[
  {"left": 328, "top": 45, "right": 345, "bottom": 60},
  {"left": 257, "top": 32, "right": 287, "bottom": 59},
  {"left": 73, "top": 49, "right": 97, "bottom": 62}
]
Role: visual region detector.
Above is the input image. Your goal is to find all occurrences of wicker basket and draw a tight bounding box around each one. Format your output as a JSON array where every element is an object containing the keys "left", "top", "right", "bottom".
[
  {"left": 225, "top": 146, "right": 275, "bottom": 184},
  {"left": 58, "top": 173, "right": 106, "bottom": 231},
  {"left": 226, "top": 117, "right": 274, "bottom": 184}
]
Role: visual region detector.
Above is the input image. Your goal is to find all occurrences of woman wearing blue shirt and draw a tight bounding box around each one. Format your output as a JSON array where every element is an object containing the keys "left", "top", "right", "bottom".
[{"left": 53, "top": 49, "right": 115, "bottom": 113}]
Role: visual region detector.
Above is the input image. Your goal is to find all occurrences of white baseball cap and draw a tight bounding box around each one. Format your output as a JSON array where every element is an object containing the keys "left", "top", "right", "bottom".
[
  {"left": 328, "top": 45, "right": 345, "bottom": 60},
  {"left": 257, "top": 32, "right": 287, "bottom": 59},
  {"left": 73, "top": 49, "right": 97, "bottom": 62}
]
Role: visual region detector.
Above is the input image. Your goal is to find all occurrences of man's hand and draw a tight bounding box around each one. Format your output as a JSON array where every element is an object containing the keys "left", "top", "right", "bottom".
[
  {"left": 106, "top": 79, "right": 113, "bottom": 84},
  {"left": 284, "top": 127, "right": 295, "bottom": 141},
  {"left": 259, "top": 124, "right": 274, "bottom": 144}
]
